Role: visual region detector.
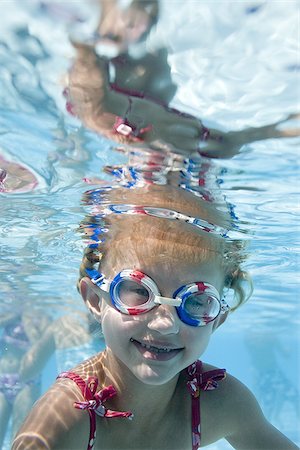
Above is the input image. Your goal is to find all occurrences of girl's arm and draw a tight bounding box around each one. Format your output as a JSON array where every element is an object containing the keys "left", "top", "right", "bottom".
[{"left": 224, "top": 376, "right": 299, "bottom": 450}]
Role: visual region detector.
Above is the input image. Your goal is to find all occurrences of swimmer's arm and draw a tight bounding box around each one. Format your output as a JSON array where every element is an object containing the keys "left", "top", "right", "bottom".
[
  {"left": 20, "top": 324, "right": 56, "bottom": 382},
  {"left": 12, "top": 378, "right": 88, "bottom": 450},
  {"left": 200, "top": 113, "right": 300, "bottom": 159},
  {"left": 224, "top": 376, "right": 299, "bottom": 449},
  {"left": 0, "top": 311, "right": 20, "bottom": 326}
]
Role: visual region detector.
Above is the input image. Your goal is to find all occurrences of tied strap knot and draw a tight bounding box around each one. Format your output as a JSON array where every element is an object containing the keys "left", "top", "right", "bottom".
[
  {"left": 187, "top": 378, "right": 200, "bottom": 398},
  {"left": 187, "top": 361, "right": 200, "bottom": 398},
  {"left": 199, "top": 369, "right": 227, "bottom": 391},
  {"left": 74, "top": 376, "right": 133, "bottom": 419},
  {"left": 186, "top": 361, "right": 226, "bottom": 450},
  {"left": 186, "top": 362, "right": 226, "bottom": 394},
  {"left": 57, "top": 372, "right": 133, "bottom": 450}
]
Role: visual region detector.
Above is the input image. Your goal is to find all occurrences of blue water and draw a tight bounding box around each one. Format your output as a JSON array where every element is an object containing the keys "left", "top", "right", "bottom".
[{"left": 0, "top": 1, "right": 299, "bottom": 449}]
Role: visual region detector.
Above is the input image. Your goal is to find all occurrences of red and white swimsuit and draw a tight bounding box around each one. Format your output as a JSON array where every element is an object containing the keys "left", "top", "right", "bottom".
[{"left": 57, "top": 361, "right": 226, "bottom": 450}]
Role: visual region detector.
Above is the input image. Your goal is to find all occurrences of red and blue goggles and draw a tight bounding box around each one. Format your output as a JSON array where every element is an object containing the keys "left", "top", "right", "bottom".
[{"left": 86, "top": 268, "right": 230, "bottom": 327}]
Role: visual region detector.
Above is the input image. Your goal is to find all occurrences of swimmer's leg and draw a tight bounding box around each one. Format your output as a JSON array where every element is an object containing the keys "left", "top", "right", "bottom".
[{"left": 0, "top": 391, "right": 12, "bottom": 448}]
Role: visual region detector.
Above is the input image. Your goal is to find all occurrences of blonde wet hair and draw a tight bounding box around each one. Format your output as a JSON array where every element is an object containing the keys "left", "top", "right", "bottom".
[{"left": 79, "top": 185, "right": 252, "bottom": 311}]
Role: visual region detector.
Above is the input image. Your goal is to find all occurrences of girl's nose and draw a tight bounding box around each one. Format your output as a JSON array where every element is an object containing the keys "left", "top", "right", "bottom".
[{"left": 147, "top": 305, "right": 180, "bottom": 335}]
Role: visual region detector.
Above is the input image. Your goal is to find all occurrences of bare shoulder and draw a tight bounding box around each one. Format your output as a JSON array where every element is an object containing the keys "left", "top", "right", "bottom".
[
  {"left": 202, "top": 362, "right": 276, "bottom": 426},
  {"left": 12, "top": 369, "right": 94, "bottom": 450},
  {"left": 200, "top": 362, "right": 251, "bottom": 425},
  {"left": 201, "top": 362, "right": 299, "bottom": 450},
  {"left": 202, "top": 362, "right": 256, "bottom": 402}
]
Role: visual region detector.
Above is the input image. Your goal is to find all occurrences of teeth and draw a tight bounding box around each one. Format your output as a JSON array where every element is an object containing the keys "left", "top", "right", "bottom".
[
  {"left": 142, "top": 344, "right": 171, "bottom": 353},
  {"left": 130, "top": 338, "right": 177, "bottom": 353},
  {"left": 135, "top": 340, "right": 173, "bottom": 353}
]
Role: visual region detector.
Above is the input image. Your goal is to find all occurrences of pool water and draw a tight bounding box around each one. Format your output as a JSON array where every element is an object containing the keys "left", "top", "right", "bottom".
[{"left": 0, "top": 1, "right": 299, "bottom": 449}]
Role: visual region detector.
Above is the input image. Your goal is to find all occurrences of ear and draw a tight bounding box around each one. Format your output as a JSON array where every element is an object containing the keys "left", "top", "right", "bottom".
[
  {"left": 212, "top": 310, "right": 229, "bottom": 332},
  {"left": 79, "top": 277, "right": 102, "bottom": 322}
]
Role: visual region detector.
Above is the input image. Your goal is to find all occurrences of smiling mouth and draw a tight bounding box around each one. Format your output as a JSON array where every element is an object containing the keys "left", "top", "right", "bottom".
[{"left": 130, "top": 338, "right": 183, "bottom": 357}]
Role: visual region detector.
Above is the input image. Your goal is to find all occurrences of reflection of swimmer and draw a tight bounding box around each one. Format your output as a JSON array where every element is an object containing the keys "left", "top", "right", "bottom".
[
  {"left": 0, "top": 154, "right": 39, "bottom": 194},
  {"left": 13, "top": 187, "right": 298, "bottom": 449},
  {"left": 97, "top": 0, "right": 159, "bottom": 53},
  {"left": 63, "top": 1, "right": 300, "bottom": 158},
  {"left": 0, "top": 310, "right": 50, "bottom": 448},
  {"left": 95, "top": 0, "right": 176, "bottom": 104},
  {"left": 20, "top": 311, "right": 104, "bottom": 378},
  {"left": 66, "top": 45, "right": 300, "bottom": 158}
]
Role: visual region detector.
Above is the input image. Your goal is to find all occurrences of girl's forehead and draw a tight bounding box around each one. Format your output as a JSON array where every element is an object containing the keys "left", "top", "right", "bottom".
[
  {"left": 103, "top": 235, "right": 224, "bottom": 272},
  {"left": 100, "top": 215, "right": 228, "bottom": 281},
  {"left": 102, "top": 239, "right": 225, "bottom": 291}
]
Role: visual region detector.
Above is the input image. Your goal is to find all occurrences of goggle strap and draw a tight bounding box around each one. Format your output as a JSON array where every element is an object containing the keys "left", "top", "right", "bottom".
[
  {"left": 154, "top": 296, "right": 182, "bottom": 307},
  {"left": 85, "top": 268, "right": 108, "bottom": 289},
  {"left": 220, "top": 298, "right": 230, "bottom": 313},
  {"left": 99, "top": 280, "right": 110, "bottom": 292}
]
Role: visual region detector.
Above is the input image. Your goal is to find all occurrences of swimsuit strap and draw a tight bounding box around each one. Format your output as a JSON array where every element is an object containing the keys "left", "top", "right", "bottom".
[
  {"left": 186, "top": 361, "right": 226, "bottom": 450},
  {"left": 57, "top": 371, "right": 133, "bottom": 450}
]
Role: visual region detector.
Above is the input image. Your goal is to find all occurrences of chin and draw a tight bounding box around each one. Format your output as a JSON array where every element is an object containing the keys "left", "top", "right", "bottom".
[{"left": 131, "top": 361, "right": 182, "bottom": 386}]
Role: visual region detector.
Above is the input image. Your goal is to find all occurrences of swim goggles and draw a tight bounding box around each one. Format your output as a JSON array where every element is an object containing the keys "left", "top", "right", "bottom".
[{"left": 86, "top": 268, "right": 230, "bottom": 327}]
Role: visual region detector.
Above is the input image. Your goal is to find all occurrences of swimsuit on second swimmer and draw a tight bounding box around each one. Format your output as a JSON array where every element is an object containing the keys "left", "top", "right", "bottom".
[{"left": 57, "top": 360, "right": 226, "bottom": 450}]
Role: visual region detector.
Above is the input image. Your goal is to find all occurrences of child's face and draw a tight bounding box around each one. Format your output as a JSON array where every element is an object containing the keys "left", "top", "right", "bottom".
[{"left": 98, "top": 240, "right": 225, "bottom": 386}]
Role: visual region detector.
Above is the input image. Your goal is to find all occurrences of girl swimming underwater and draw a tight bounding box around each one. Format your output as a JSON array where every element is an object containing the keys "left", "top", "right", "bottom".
[{"left": 12, "top": 186, "right": 299, "bottom": 450}]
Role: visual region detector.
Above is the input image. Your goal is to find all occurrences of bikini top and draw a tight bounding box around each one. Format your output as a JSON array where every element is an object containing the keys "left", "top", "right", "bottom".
[{"left": 57, "top": 361, "right": 226, "bottom": 450}]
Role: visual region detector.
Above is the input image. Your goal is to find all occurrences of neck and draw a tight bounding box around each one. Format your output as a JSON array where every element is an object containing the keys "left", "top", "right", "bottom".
[{"left": 98, "top": 349, "right": 182, "bottom": 421}]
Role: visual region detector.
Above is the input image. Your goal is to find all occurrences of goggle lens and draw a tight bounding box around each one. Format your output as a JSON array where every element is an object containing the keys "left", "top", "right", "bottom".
[
  {"left": 116, "top": 279, "right": 151, "bottom": 307},
  {"left": 86, "top": 268, "right": 229, "bottom": 325},
  {"left": 183, "top": 293, "right": 220, "bottom": 322}
]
